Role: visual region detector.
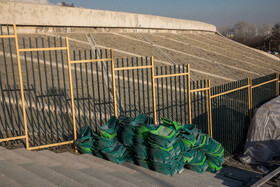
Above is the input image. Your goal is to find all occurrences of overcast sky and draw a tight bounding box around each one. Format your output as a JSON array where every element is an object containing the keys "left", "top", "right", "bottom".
[{"left": 11, "top": 0, "right": 280, "bottom": 26}]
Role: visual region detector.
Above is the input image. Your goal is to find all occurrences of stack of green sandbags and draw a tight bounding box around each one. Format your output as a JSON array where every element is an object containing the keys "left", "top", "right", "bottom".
[
  {"left": 118, "top": 114, "right": 156, "bottom": 167},
  {"left": 178, "top": 122, "right": 224, "bottom": 173},
  {"left": 94, "top": 116, "right": 128, "bottom": 164},
  {"left": 194, "top": 134, "right": 224, "bottom": 173},
  {"left": 133, "top": 115, "right": 157, "bottom": 169},
  {"left": 162, "top": 121, "right": 206, "bottom": 173},
  {"left": 117, "top": 116, "right": 139, "bottom": 163},
  {"left": 184, "top": 125, "right": 209, "bottom": 173},
  {"left": 148, "top": 123, "right": 184, "bottom": 176},
  {"left": 74, "top": 126, "right": 97, "bottom": 155}
]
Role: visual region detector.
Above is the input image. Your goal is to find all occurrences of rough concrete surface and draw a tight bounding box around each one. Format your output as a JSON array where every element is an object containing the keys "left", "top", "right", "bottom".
[
  {"left": 0, "top": 1, "right": 216, "bottom": 32},
  {"left": 0, "top": 147, "right": 264, "bottom": 186}
]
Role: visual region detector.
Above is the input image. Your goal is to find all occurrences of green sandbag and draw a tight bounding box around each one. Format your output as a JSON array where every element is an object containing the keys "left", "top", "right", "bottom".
[
  {"left": 207, "top": 144, "right": 224, "bottom": 157},
  {"left": 149, "top": 147, "right": 176, "bottom": 163},
  {"left": 95, "top": 136, "right": 118, "bottom": 150},
  {"left": 75, "top": 138, "right": 95, "bottom": 155},
  {"left": 135, "top": 123, "right": 158, "bottom": 139},
  {"left": 149, "top": 126, "right": 177, "bottom": 148},
  {"left": 101, "top": 141, "right": 127, "bottom": 156},
  {"left": 148, "top": 137, "right": 177, "bottom": 149},
  {"left": 186, "top": 159, "right": 208, "bottom": 173},
  {"left": 206, "top": 154, "right": 224, "bottom": 173},
  {"left": 153, "top": 161, "right": 177, "bottom": 176},
  {"left": 177, "top": 139, "right": 194, "bottom": 163},
  {"left": 194, "top": 133, "right": 207, "bottom": 148},
  {"left": 104, "top": 151, "right": 128, "bottom": 165},
  {"left": 99, "top": 116, "right": 119, "bottom": 134},
  {"left": 174, "top": 155, "right": 185, "bottom": 174},
  {"left": 98, "top": 129, "right": 117, "bottom": 139},
  {"left": 150, "top": 125, "right": 176, "bottom": 139},
  {"left": 92, "top": 149, "right": 105, "bottom": 158},
  {"left": 181, "top": 124, "right": 197, "bottom": 135},
  {"left": 137, "top": 159, "right": 153, "bottom": 169},
  {"left": 135, "top": 114, "right": 154, "bottom": 125},
  {"left": 161, "top": 118, "right": 183, "bottom": 131},
  {"left": 188, "top": 149, "right": 206, "bottom": 165},
  {"left": 197, "top": 135, "right": 221, "bottom": 154},
  {"left": 75, "top": 126, "right": 97, "bottom": 155},
  {"left": 134, "top": 144, "right": 149, "bottom": 160}
]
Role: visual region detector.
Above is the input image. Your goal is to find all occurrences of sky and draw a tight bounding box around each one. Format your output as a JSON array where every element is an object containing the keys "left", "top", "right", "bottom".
[{"left": 11, "top": 0, "right": 280, "bottom": 27}]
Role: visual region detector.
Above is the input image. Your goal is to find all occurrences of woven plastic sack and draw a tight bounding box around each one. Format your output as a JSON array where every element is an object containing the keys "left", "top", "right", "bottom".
[{"left": 74, "top": 126, "right": 97, "bottom": 155}]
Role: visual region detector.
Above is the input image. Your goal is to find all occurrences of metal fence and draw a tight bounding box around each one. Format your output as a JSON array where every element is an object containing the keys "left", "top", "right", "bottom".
[{"left": 1, "top": 24, "right": 280, "bottom": 155}]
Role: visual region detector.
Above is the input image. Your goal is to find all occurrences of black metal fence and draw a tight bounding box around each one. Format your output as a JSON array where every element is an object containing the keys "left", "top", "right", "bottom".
[
  {"left": 1, "top": 25, "right": 280, "bottom": 154},
  {"left": 211, "top": 79, "right": 250, "bottom": 154}
]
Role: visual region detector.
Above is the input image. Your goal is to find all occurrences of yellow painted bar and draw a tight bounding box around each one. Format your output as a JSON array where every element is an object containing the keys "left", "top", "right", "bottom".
[
  {"left": 0, "top": 35, "right": 16, "bottom": 39},
  {"left": 28, "top": 141, "right": 74, "bottom": 150},
  {"left": 211, "top": 85, "right": 250, "bottom": 98},
  {"left": 114, "top": 65, "right": 153, "bottom": 71},
  {"left": 154, "top": 72, "right": 189, "bottom": 79},
  {"left": 187, "top": 64, "right": 192, "bottom": 124},
  {"left": 70, "top": 58, "right": 112, "bottom": 64},
  {"left": 276, "top": 73, "right": 279, "bottom": 96},
  {"left": 251, "top": 78, "right": 278, "bottom": 89},
  {"left": 190, "top": 87, "right": 209, "bottom": 93},
  {"left": 18, "top": 47, "right": 67, "bottom": 52},
  {"left": 207, "top": 79, "right": 213, "bottom": 137},
  {"left": 248, "top": 78, "right": 253, "bottom": 123},
  {"left": 66, "top": 37, "right": 77, "bottom": 141},
  {"left": 111, "top": 49, "right": 118, "bottom": 117},
  {"left": 14, "top": 24, "right": 29, "bottom": 149},
  {"left": 0, "top": 135, "right": 26, "bottom": 142},
  {"left": 151, "top": 56, "right": 157, "bottom": 124}
]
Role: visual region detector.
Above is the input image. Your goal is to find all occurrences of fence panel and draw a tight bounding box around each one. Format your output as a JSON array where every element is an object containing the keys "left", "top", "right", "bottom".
[
  {"left": 211, "top": 79, "right": 249, "bottom": 154},
  {"left": 190, "top": 80, "right": 209, "bottom": 134},
  {"left": 18, "top": 36, "right": 74, "bottom": 149},
  {"left": 71, "top": 49, "right": 114, "bottom": 133},
  {"left": 115, "top": 57, "right": 154, "bottom": 119},
  {"left": 154, "top": 65, "right": 190, "bottom": 125},
  {"left": 0, "top": 24, "right": 27, "bottom": 144},
  {"left": 252, "top": 73, "right": 278, "bottom": 113}
]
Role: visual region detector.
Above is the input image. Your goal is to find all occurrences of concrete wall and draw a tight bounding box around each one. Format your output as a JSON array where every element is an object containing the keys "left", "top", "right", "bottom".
[{"left": 0, "top": 1, "right": 216, "bottom": 33}]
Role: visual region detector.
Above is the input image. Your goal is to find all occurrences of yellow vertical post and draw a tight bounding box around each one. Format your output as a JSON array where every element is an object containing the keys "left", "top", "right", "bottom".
[
  {"left": 187, "top": 64, "right": 192, "bottom": 124},
  {"left": 111, "top": 49, "right": 118, "bottom": 117},
  {"left": 248, "top": 78, "right": 253, "bottom": 123},
  {"left": 151, "top": 56, "right": 157, "bottom": 124},
  {"left": 276, "top": 73, "right": 279, "bottom": 96},
  {"left": 206, "top": 79, "right": 213, "bottom": 137},
  {"left": 14, "top": 24, "right": 29, "bottom": 149},
  {"left": 66, "top": 37, "right": 77, "bottom": 141}
]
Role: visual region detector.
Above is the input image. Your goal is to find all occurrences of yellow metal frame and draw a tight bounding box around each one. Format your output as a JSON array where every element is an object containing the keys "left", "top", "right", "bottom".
[
  {"left": 113, "top": 56, "right": 155, "bottom": 121},
  {"left": 248, "top": 78, "right": 253, "bottom": 123},
  {"left": 111, "top": 49, "right": 118, "bottom": 117},
  {"left": 67, "top": 42, "right": 114, "bottom": 142},
  {"left": 187, "top": 65, "right": 192, "bottom": 124},
  {"left": 0, "top": 25, "right": 75, "bottom": 150},
  {"left": 206, "top": 79, "right": 212, "bottom": 137},
  {"left": 0, "top": 35, "right": 16, "bottom": 39},
  {"left": 27, "top": 141, "right": 74, "bottom": 150},
  {"left": 0, "top": 24, "right": 30, "bottom": 146},
  {"left": 18, "top": 47, "right": 67, "bottom": 52},
  {"left": 153, "top": 64, "right": 192, "bottom": 124},
  {"left": 189, "top": 79, "right": 212, "bottom": 137},
  {"left": 211, "top": 84, "right": 250, "bottom": 98},
  {"left": 277, "top": 72, "right": 280, "bottom": 96},
  {"left": 251, "top": 78, "right": 278, "bottom": 89}
]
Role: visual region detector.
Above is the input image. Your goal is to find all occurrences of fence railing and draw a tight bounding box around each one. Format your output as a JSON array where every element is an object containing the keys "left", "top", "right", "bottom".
[{"left": 0, "top": 24, "right": 280, "bottom": 154}]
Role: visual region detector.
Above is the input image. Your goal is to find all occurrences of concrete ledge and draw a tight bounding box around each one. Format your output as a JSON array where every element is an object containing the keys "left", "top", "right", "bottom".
[{"left": 0, "top": 1, "right": 216, "bottom": 33}]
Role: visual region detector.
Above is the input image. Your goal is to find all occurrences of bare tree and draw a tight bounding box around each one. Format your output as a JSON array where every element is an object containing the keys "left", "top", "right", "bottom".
[{"left": 59, "top": 1, "right": 74, "bottom": 7}]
